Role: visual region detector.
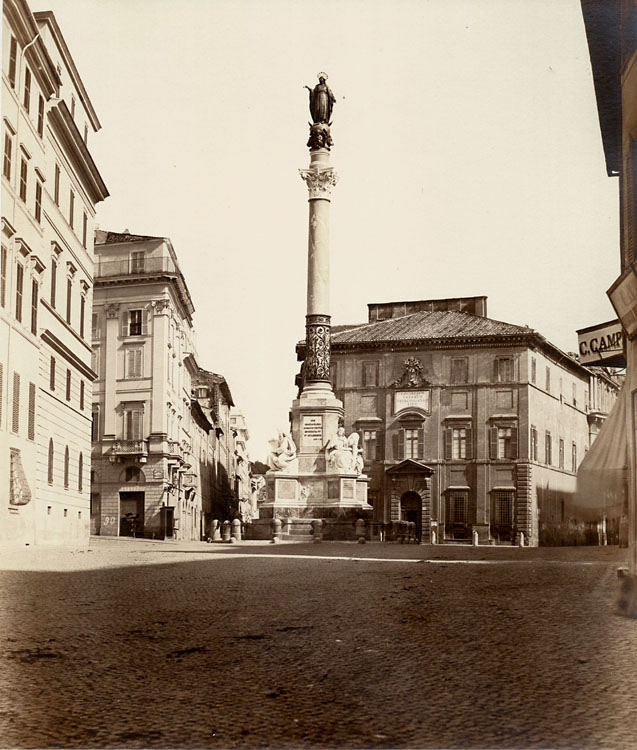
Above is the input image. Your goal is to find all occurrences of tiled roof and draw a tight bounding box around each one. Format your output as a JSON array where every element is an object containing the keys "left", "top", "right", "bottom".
[
  {"left": 331, "top": 310, "right": 533, "bottom": 345},
  {"left": 100, "top": 231, "right": 164, "bottom": 244}
]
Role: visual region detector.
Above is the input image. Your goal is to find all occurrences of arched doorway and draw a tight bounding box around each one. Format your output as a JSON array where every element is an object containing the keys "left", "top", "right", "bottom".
[{"left": 401, "top": 491, "right": 423, "bottom": 541}]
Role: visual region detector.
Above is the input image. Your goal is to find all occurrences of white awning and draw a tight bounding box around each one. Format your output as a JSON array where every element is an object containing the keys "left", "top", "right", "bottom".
[{"left": 575, "top": 384, "right": 628, "bottom": 519}]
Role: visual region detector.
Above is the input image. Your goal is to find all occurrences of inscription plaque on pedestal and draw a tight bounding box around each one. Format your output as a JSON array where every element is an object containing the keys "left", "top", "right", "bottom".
[{"left": 302, "top": 415, "right": 323, "bottom": 447}]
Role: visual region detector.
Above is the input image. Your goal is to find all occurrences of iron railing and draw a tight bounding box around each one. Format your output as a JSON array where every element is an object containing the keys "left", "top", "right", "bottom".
[{"left": 95, "top": 255, "right": 178, "bottom": 278}]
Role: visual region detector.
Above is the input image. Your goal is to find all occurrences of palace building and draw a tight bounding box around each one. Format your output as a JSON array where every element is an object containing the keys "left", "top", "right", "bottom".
[{"left": 297, "top": 296, "right": 619, "bottom": 546}]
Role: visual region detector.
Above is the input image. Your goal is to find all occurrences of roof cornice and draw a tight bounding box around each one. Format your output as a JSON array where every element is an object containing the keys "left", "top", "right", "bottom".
[
  {"left": 33, "top": 10, "right": 101, "bottom": 131},
  {"left": 48, "top": 101, "right": 109, "bottom": 204}
]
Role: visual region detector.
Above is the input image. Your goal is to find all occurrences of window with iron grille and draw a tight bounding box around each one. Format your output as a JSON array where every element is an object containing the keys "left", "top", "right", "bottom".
[
  {"left": 494, "top": 491, "right": 514, "bottom": 525},
  {"left": 28, "top": 382, "right": 35, "bottom": 441},
  {"left": 448, "top": 492, "right": 468, "bottom": 523},
  {"left": 12, "top": 372, "right": 20, "bottom": 433}
]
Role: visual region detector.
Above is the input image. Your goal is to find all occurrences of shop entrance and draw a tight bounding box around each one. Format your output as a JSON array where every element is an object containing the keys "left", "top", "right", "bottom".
[{"left": 119, "top": 492, "right": 144, "bottom": 537}]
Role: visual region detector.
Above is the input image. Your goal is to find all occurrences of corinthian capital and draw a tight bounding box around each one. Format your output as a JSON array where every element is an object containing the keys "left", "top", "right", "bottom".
[{"left": 299, "top": 167, "right": 338, "bottom": 199}]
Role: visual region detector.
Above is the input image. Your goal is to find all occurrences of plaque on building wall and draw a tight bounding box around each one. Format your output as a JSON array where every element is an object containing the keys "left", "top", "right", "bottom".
[
  {"left": 394, "top": 390, "right": 431, "bottom": 414},
  {"left": 302, "top": 415, "right": 323, "bottom": 446}
]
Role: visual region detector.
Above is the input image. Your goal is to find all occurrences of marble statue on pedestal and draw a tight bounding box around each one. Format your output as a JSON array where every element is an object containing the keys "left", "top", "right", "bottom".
[
  {"left": 267, "top": 430, "right": 298, "bottom": 473},
  {"left": 326, "top": 427, "right": 364, "bottom": 475}
]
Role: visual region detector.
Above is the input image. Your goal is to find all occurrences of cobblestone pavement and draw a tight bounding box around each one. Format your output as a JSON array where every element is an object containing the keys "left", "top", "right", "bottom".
[{"left": 0, "top": 539, "right": 635, "bottom": 749}]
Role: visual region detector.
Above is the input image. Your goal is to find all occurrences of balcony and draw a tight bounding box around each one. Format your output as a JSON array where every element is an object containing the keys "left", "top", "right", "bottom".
[
  {"left": 112, "top": 439, "right": 149, "bottom": 457},
  {"left": 95, "top": 255, "right": 178, "bottom": 279}
]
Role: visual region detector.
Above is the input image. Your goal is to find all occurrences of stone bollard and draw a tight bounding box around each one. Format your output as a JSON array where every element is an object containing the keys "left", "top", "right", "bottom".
[
  {"left": 311, "top": 519, "right": 323, "bottom": 543},
  {"left": 431, "top": 529, "right": 437, "bottom": 545},
  {"left": 212, "top": 520, "right": 221, "bottom": 541},
  {"left": 271, "top": 517, "right": 282, "bottom": 544},
  {"left": 472, "top": 530, "right": 479, "bottom": 547},
  {"left": 518, "top": 532, "right": 525, "bottom": 547},
  {"left": 231, "top": 518, "right": 242, "bottom": 543},
  {"left": 355, "top": 518, "right": 366, "bottom": 543},
  {"left": 222, "top": 520, "right": 231, "bottom": 543},
  {"left": 409, "top": 522, "right": 416, "bottom": 543}
]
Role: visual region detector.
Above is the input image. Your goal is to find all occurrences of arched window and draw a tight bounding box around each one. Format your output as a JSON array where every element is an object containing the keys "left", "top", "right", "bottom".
[
  {"left": 48, "top": 439, "right": 54, "bottom": 484},
  {"left": 64, "top": 446, "right": 69, "bottom": 488},
  {"left": 78, "top": 452, "right": 83, "bottom": 492}
]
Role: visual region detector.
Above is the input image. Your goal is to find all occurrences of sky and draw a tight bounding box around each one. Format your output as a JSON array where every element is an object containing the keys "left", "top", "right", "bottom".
[{"left": 35, "top": 0, "right": 620, "bottom": 461}]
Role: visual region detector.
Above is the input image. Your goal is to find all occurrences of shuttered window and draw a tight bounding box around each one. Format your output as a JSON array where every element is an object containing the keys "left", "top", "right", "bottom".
[
  {"left": 30, "top": 280, "right": 38, "bottom": 335},
  {"left": 446, "top": 426, "right": 472, "bottom": 460},
  {"left": 490, "top": 425, "right": 518, "bottom": 459},
  {"left": 80, "top": 295, "right": 86, "bottom": 338},
  {"left": 8, "top": 37, "right": 17, "bottom": 88},
  {"left": 37, "top": 96, "right": 44, "bottom": 137},
  {"left": 48, "top": 439, "right": 54, "bottom": 484},
  {"left": 79, "top": 380, "right": 85, "bottom": 411},
  {"left": 35, "top": 180, "right": 42, "bottom": 223},
  {"left": 15, "top": 262, "right": 23, "bottom": 322},
  {"left": 19, "top": 157, "right": 27, "bottom": 202},
  {"left": 78, "top": 453, "right": 83, "bottom": 493},
  {"left": 493, "top": 357, "right": 513, "bottom": 383},
  {"left": 2, "top": 132, "right": 12, "bottom": 180},
  {"left": 50, "top": 259, "right": 57, "bottom": 308},
  {"left": 12, "top": 371, "right": 20, "bottom": 433},
  {"left": 64, "top": 446, "right": 69, "bottom": 488},
  {"left": 66, "top": 279, "right": 72, "bottom": 323},
  {"left": 1, "top": 245, "right": 6, "bottom": 307},
  {"left": 54, "top": 164, "right": 60, "bottom": 206},
  {"left": 124, "top": 410, "right": 143, "bottom": 440},
  {"left": 66, "top": 369, "right": 71, "bottom": 401},
  {"left": 23, "top": 67, "right": 31, "bottom": 112},
  {"left": 124, "top": 309, "right": 147, "bottom": 337},
  {"left": 50, "top": 356, "right": 56, "bottom": 390},
  {"left": 545, "top": 432, "right": 552, "bottom": 465},
  {"left": 126, "top": 349, "right": 143, "bottom": 378},
  {"left": 28, "top": 382, "right": 35, "bottom": 440}
]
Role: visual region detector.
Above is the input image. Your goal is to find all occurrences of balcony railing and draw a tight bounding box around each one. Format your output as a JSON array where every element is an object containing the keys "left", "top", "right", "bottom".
[
  {"left": 112, "top": 439, "right": 149, "bottom": 455},
  {"left": 95, "top": 255, "right": 178, "bottom": 279}
]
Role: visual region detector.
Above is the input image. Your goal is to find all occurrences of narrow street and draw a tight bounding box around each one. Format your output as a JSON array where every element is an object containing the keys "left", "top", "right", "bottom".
[{"left": 0, "top": 540, "right": 635, "bottom": 749}]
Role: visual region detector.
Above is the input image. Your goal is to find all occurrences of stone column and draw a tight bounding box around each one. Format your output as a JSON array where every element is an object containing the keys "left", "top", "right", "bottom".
[{"left": 299, "top": 148, "right": 338, "bottom": 396}]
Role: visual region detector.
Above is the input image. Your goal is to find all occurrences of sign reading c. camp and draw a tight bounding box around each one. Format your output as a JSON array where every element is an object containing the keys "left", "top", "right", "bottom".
[{"left": 576, "top": 319, "right": 625, "bottom": 367}]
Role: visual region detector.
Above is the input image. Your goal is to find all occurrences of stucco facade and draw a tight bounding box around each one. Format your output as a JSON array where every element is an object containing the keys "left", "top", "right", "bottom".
[
  {"left": 301, "top": 297, "right": 619, "bottom": 546},
  {"left": 91, "top": 231, "right": 208, "bottom": 540},
  {"left": 1, "top": 0, "right": 108, "bottom": 546}
]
